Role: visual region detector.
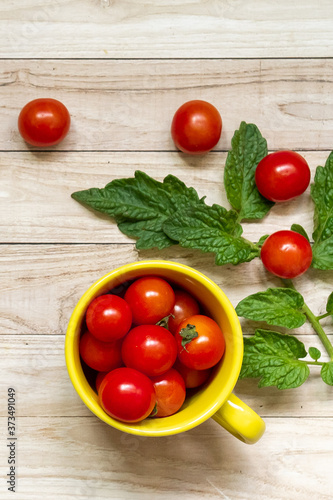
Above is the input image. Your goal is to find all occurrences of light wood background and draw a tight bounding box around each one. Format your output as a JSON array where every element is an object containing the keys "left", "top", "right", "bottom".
[{"left": 1, "top": 1, "right": 333, "bottom": 499}]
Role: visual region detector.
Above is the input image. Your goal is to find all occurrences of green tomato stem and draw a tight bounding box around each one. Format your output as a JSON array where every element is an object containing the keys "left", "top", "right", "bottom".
[
  {"left": 283, "top": 279, "right": 333, "bottom": 361},
  {"left": 302, "top": 303, "right": 333, "bottom": 361},
  {"left": 316, "top": 312, "right": 331, "bottom": 321},
  {"left": 303, "top": 360, "right": 325, "bottom": 366}
]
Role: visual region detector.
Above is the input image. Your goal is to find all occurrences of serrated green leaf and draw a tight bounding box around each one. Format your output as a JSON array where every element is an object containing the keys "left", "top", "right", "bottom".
[
  {"left": 321, "top": 362, "right": 333, "bottom": 385},
  {"left": 291, "top": 224, "right": 310, "bottom": 242},
  {"left": 71, "top": 171, "right": 204, "bottom": 250},
  {"left": 240, "top": 329, "right": 309, "bottom": 389},
  {"left": 311, "top": 152, "right": 333, "bottom": 269},
  {"left": 326, "top": 292, "right": 333, "bottom": 314},
  {"left": 236, "top": 288, "right": 306, "bottom": 329},
  {"left": 308, "top": 347, "right": 321, "bottom": 361},
  {"left": 224, "top": 121, "right": 274, "bottom": 220},
  {"left": 163, "top": 204, "right": 260, "bottom": 265}
]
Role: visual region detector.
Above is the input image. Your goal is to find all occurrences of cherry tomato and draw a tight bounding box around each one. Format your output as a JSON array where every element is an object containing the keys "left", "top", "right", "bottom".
[
  {"left": 99, "top": 367, "right": 156, "bottom": 423},
  {"left": 79, "top": 331, "right": 123, "bottom": 372},
  {"left": 86, "top": 294, "right": 132, "bottom": 342},
  {"left": 168, "top": 289, "right": 200, "bottom": 335},
  {"left": 260, "top": 230, "right": 312, "bottom": 279},
  {"left": 121, "top": 325, "right": 178, "bottom": 377},
  {"left": 255, "top": 151, "right": 311, "bottom": 202},
  {"left": 173, "top": 359, "right": 212, "bottom": 389},
  {"left": 171, "top": 100, "right": 222, "bottom": 155},
  {"left": 18, "top": 98, "right": 70, "bottom": 147},
  {"left": 124, "top": 276, "right": 175, "bottom": 325},
  {"left": 95, "top": 371, "right": 108, "bottom": 393},
  {"left": 150, "top": 369, "right": 186, "bottom": 417},
  {"left": 175, "top": 315, "right": 225, "bottom": 370}
]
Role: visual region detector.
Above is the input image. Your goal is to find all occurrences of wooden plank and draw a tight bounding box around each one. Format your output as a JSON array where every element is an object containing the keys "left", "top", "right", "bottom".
[
  {"left": 1, "top": 59, "right": 333, "bottom": 151},
  {"left": 0, "top": 416, "right": 332, "bottom": 499},
  {"left": 1, "top": 244, "right": 332, "bottom": 337},
  {"left": 0, "top": 150, "right": 327, "bottom": 243},
  {"left": 0, "top": 334, "right": 332, "bottom": 418},
  {"left": 1, "top": 1, "right": 333, "bottom": 58}
]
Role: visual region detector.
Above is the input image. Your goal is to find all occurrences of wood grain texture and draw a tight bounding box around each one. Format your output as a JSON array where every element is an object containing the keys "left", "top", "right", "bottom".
[
  {"left": 1, "top": 0, "right": 333, "bottom": 58},
  {"left": 0, "top": 151, "right": 328, "bottom": 243},
  {"left": 0, "top": 416, "right": 332, "bottom": 499},
  {"left": 1, "top": 59, "right": 333, "bottom": 151},
  {"left": 1, "top": 244, "right": 332, "bottom": 337},
  {"left": 0, "top": 334, "right": 332, "bottom": 418}
]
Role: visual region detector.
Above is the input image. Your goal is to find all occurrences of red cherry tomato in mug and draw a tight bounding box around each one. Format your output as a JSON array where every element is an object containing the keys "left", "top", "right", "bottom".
[
  {"left": 86, "top": 294, "right": 132, "bottom": 342},
  {"left": 150, "top": 369, "right": 186, "bottom": 417},
  {"left": 79, "top": 331, "right": 123, "bottom": 372},
  {"left": 255, "top": 151, "right": 311, "bottom": 202},
  {"left": 99, "top": 367, "right": 156, "bottom": 423},
  {"left": 173, "top": 359, "right": 212, "bottom": 389},
  {"left": 168, "top": 289, "right": 200, "bottom": 335},
  {"left": 176, "top": 315, "right": 225, "bottom": 370},
  {"left": 171, "top": 100, "right": 222, "bottom": 155},
  {"left": 121, "top": 325, "right": 178, "bottom": 377},
  {"left": 260, "top": 230, "right": 312, "bottom": 279},
  {"left": 95, "top": 371, "right": 108, "bottom": 393},
  {"left": 124, "top": 276, "right": 175, "bottom": 325},
  {"left": 18, "top": 98, "right": 70, "bottom": 147}
]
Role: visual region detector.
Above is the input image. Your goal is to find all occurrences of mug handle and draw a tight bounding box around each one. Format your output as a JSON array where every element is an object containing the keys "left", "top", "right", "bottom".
[{"left": 212, "top": 393, "right": 265, "bottom": 444}]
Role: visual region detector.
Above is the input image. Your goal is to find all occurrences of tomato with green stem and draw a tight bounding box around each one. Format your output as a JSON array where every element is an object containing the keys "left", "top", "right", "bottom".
[
  {"left": 260, "top": 230, "right": 312, "bottom": 279},
  {"left": 175, "top": 315, "right": 225, "bottom": 370}
]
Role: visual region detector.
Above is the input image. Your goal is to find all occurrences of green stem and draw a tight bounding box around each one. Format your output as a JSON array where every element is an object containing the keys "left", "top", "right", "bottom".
[
  {"left": 316, "top": 312, "right": 331, "bottom": 321},
  {"left": 303, "top": 360, "right": 325, "bottom": 366},
  {"left": 283, "top": 279, "right": 333, "bottom": 361}
]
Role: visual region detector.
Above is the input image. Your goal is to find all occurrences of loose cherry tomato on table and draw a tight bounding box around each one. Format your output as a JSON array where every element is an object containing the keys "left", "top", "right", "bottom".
[
  {"left": 18, "top": 98, "right": 70, "bottom": 147},
  {"left": 175, "top": 315, "right": 225, "bottom": 370},
  {"left": 260, "top": 230, "right": 312, "bottom": 279},
  {"left": 171, "top": 100, "right": 222, "bottom": 155},
  {"left": 124, "top": 276, "right": 175, "bottom": 325},
  {"left": 79, "top": 331, "right": 123, "bottom": 372},
  {"left": 168, "top": 289, "right": 200, "bottom": 335},
  {"left": 150, "top": 368, "right": 186, "bottom": 417},
  {"left": 121, "top": 324, "right": 178, "bottom": 377},
  {"left": 99, "top": 367, "right": 156, "bottom": 423},
  {"left": 86, "top": 294, "right": 132, "bottom": 342},
  {"left": 255, "top": 151, "right": 311, "bottom": 202},
  {"left": 173, "top": 359, "right": 212, "bottom": 389}
]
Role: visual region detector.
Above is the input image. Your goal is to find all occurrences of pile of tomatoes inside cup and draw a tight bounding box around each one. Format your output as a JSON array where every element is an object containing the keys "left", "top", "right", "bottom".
[{"left": 79, "top": 276, "right": 226, "bottom": 423}]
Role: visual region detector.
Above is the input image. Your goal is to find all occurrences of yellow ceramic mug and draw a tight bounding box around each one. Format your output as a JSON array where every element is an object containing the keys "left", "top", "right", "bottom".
[{"left": 65, "top": 260, "right": 265, "bottom": 444}]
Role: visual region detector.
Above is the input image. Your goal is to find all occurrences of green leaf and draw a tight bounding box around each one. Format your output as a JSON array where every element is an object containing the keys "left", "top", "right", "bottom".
[
  {"left": 240, "top": 329, "right": 309, "bottom": 389},
  {"left": 72, "top": 171, "right": 204, "bottom": 250},
  {"left": 224, "top": 121, "right": 274, "bottom": 220},
  {"left": 321, "top": 362, "right": 333, "bottom": 385},
  {"left": 311, "top": 151, "right": 333, "bottom": 269},
  {"left": 291, "top": 224, "right": 310, "bottom": 242},
  {"left": 257, "top": 234, "right": 269, "bottom": 247},
  {"left": 236, "top": 288, "right": 306, "bottom": 329},
  {"left": 163, "top": 204, "right": 260, "bottom": 265},
  {"left": 326, "top": 292, "right": 333, "bottom": 314},
  {"left": 308, "top": 347, "right": 321, "bottom": 361}
]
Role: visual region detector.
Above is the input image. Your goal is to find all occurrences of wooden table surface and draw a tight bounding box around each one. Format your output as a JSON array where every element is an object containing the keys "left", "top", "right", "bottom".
[{"left": 1, "top": 1, "right": 333, "bottom": 499}]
